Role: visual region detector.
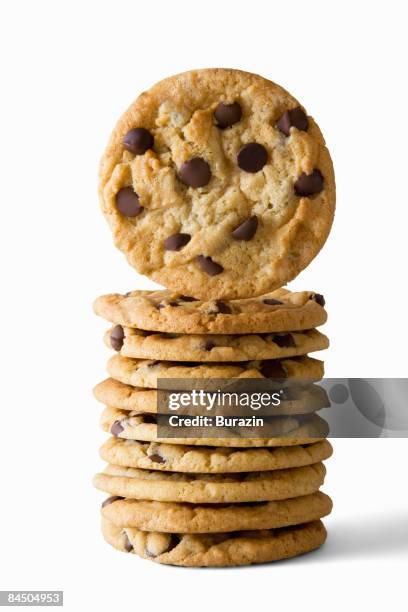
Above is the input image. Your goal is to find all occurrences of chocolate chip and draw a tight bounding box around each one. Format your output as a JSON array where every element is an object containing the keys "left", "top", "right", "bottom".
[
  {"left": 294, "top": 170, "right": 324, "bottom": 196},
  {"left": 197, "top": 255, "right": 224, "bottom": 276},
  {"left": 116, "top": 187, "right": 143, "bottom": 217},
  {"left": 237, "top": 143, "right": 267, "bottom": 173},
  {"left": 260, "top": 360, "right": 287, "bottom": 379},
  {"left": 164, "top": 534, "right": 180, "bottom": 554},
  {"left": 156, "top": 301, "right": 179, "bottom": 310},
  {"left": 164, "top": 233, "right": 191, "bottom": 251},
  {"left": 263, "top": 298, "right": 283, "bottom": 305},
  {"left": 231, "top": 216, "right": 258, "bottom": 241},
  {"left": 123, "top": 532, "right": 133, "bottom": 552},
  {"left": 140, "top": 413, "right": 157, "bottom": 423},
  {"left": 311, "top": 293, "right": 325, "bottom": 307},
  {"left": 123, "top": 127, "right": 154, "bottom": 155},
  {"left": 110, "top": 324, "right": 125, "bottom": 351},
  {"left": 101, "top": 496, "right": 123, "bottom": 508},
  {"left": 110, "top": 420, "right": 124, "bottom": 436},
  {"left": 204, "top": 340, "right": 215, "bottom": 351},
  {"left": 214, "top": 102, "right": 242, "bottom": 128},
  {"left": 277, "top": 107, "right": 309, "bottom": 136},
  {"left": 215, "top": 300, "right": 231, "bottom": 314},
  {"left": 179, "top": 158, "right": 211, "bottom": 188},
  {"left": 179, "top": 295, "right": 199, "bottom": 302},
  {"left": 273, "top": 333, "right": 296, "bottom": 348},
  {"left": 149, "top": 453, "right": 166, "bottom": 464}
]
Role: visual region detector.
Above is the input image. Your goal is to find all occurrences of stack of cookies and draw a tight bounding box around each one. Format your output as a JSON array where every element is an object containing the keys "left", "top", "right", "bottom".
[
  {"left": 93, "top": 288, "right": 333, "bottom": 566},
  {"left": 93, "top": 68, "right": 336, "bottom": 566}
]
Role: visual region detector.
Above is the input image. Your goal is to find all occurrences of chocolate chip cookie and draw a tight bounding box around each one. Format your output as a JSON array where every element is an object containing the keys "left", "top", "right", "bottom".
[
  {"left": 99, "top": 437, "right": 333, "bottom": 473},
  {"left": 94, "top": 287, "right": 327, "bottom": 334},
  {"left": 93, "top": 378, "right": 330, "bottom": 416},
  {"left": 105, "top": 325, "right": 329, "bottom": 362},
  {"left": 101, "top": 491, "right": 332, "bottom": 532},
  {"left": 93, "top": 462, "right": 326, "bottom": 503},
  {"left": 101, "top": 407, "right": 328, "bottom": 445},
  {"left": 101, "top": 518, "right": 327, "bottom": 566},
  {"left": 99, "top": 68, "right": 335, "bottom": 299},
  {"left": 106, "top": 354, "right": 324, "bottom": 389}
]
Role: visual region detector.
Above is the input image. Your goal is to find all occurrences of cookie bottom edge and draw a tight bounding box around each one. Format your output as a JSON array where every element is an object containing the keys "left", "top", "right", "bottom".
[{"left": 101, "top": 517, "right": 327, "bottom": 567}]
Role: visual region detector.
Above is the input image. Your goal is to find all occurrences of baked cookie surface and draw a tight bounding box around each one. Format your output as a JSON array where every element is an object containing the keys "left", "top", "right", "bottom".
[
  {"left": 100, "top": 407, "right": 329, "bottom": 445},
  {"left": 105, "top": 325, "right": 329, "bottom": 362},
  {"left": 93, "top": 287, "right": 327, "bottom": 334},
  {"left": 101, "top": 518, "right": 327, "bottom": 566},
  {"left": 101, "top": 491, "right": 332, "bottom": 532},
  {"left": 99, "top": 69, "right": 335, "bottom": 299},
  {"left": 99, "top": 437, "right": 333, "bottom": 473},
  {"left": 106, "top": 354, "right": 324, "bottom": 388},
  {"left": 93, "top": 378, "right": 330, "bottom": 416},
  {"left": 93, "top": 462, "right": 326, "bottom": 503}
]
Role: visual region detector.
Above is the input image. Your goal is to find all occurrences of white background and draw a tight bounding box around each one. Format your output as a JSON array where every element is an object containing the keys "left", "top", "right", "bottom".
[{"left": 1, "top": 1, "right": 407, "bottom": 610}]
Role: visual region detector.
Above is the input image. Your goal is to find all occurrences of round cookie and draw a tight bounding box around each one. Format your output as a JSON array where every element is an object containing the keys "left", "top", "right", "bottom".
[
  {"left": 93, "top": 378, "right": 330, "bottom": 416},
  {"left": 99, "top": 437, "right": 333, "bottom": 472},
  {"left": 101, "top": 492, "right": 332, "bottom": 532},
  {"left": 94, "top": 287, "right": 327, "bottom": 334},
  {"left": 100, "top": 406, "right": 328, "bottom": 447},
  {"left": 106, "top": 354, "right": 324, "bottom": 389},
  {"left": 101, "top": 406, "right": 328, "bottom": 444},
  {"left": 93, "top": 462, "right": 326, "bottom": 503},
  {"left": 101, "top": 518, "right": 327, "bottom": 566},
  {"left": 99, "top": 68, "right": 335, "bottom": 299},
  {"left": 104, "top": 325, "right": 329, "bottom": 362},
  {"left": 102, "top": 406, "right": 299, "bottom": 440}
]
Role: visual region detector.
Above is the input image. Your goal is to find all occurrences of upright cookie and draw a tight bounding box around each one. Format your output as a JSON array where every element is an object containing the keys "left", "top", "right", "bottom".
[
  {"left": 99, "top": 69, "right": 335, "bottom": 299},
  {"left": 94, "top": 288, "right": 327, "bottom": 334},
  {"left": 101, "top": 518, "right": 327, "bottom": 566}
]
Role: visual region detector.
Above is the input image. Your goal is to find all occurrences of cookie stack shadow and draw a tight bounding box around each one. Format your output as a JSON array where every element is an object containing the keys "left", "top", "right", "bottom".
[{"left": 93, "top": 288, "right": 332, "bottom": 567}]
